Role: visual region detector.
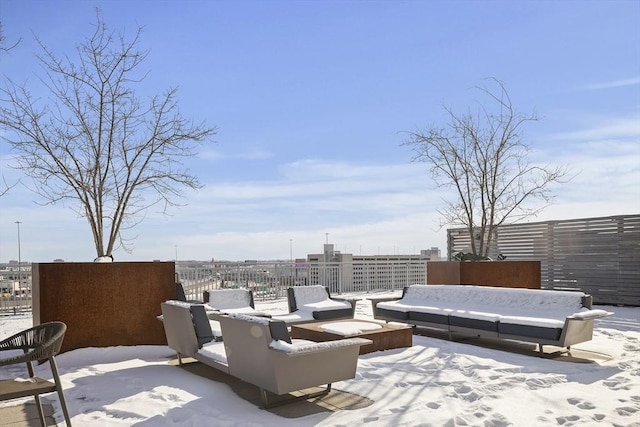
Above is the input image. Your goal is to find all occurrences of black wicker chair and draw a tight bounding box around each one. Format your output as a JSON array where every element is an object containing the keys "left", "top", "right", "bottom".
[{"left": 0, "top": 321, "right": 72, "bottom": 426}]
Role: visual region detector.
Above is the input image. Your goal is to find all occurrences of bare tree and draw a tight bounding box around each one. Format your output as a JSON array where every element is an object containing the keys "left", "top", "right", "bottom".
[
  {"left": 0, "top": 21, "right": 21, "bottom": 197},
  {"left": 0, "top": 13, "right": 216, "bottom": 257},
  {"left": 405, "top": 78, "right": 570, "bottom": 258}
]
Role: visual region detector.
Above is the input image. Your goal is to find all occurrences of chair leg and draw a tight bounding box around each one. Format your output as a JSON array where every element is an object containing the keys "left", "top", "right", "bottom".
[
  {"left": 34, "top": 394, "right": 47, "bottom": 427},
  {"left": 50, "top": 357, "right": 72, "bottom": 426},
  {"left": 260, "top": 384, "right": 332, "bottom": 409},
  {"left": 26, "top": 359, "right": 47, "bottom": 426}
]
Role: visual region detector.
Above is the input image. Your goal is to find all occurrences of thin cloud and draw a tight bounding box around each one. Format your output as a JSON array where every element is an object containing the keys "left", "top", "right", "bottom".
[
  {"left": 198, "top": 147, "right": 274, "bottom": 161},
  {"left": 584, "top": 76, "right": 640, "bottom": 90},
  {"left": 545, "top": 116, "right": 640, "bottom": 143}
]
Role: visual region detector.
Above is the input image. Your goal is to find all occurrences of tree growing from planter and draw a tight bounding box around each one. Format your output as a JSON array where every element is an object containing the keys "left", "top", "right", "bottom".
[
  {"left": 0, "top": 14, "right": 216, "bottom": 257},
  {"left": 405, "top": 79, "right": 569, "bottom": 258}
]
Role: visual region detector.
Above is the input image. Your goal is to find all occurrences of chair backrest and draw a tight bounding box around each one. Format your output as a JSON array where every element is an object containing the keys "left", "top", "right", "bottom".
[
  {"left": 219, "top": 314, "right": 275, "bottom": 386},
  {"left": 0, "top": 321, "right": 67, "bottom": 367},
  {"left": 204, "top": 289, "right": 255, "bottom": 309},
  {"left": 175, "top": 282, "right": 188, "bottom": 302},
  {"left": 268, "top": 319, "right": 292, "bottom": 344},
  {"left": 287, "top": 285, "right": 330, "bottom": 312},
  {"left": 161, "top": 301, "right": 213, "bottom": 357}
]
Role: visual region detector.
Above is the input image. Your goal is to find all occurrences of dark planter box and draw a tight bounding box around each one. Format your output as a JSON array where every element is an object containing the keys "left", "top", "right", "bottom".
[
  {"left": 32, "top": 262, "right": 175, "bottom": 352},
  {"left": 426, "top": 261, "right": 541, "bottom": 289}
]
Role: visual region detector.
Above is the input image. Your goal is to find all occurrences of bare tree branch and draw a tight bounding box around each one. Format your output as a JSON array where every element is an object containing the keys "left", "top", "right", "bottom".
[
  {"left": 0, "top": 11, "right": 217, "bottom": 258},
  {"left": 0, "top": 21, "right": 21, "bottom": 53},
  {"left": 404, "top": 78, "right": 571, "bottom": 258}
]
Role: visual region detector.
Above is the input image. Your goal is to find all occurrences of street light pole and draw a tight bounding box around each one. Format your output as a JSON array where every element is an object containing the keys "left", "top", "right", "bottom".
[{"left": 15, "top": 221, "right": 21, "bottom": 296}]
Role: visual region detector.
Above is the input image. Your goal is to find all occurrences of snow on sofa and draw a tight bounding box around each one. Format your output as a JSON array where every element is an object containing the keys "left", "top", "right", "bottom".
[
  {"left": 272, "top": 285, "right": 356, "bottom": 325},
  {"left": 373, "top": 285, "right": 613, "bottom": 354},
  {"left": 160, "top": 300, "right": 370, "bottom": 407}
]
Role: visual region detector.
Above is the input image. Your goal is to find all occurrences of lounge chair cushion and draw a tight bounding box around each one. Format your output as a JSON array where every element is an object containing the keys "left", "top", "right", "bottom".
[
  {"left": 190, "top": 305, "right": 215, "bottom": 347},
  {"left": 206, "top": 289, "right": 255, "bottom": 310},
  {"left": 268, "top": 320, "right": 292, "bottom": 344}
]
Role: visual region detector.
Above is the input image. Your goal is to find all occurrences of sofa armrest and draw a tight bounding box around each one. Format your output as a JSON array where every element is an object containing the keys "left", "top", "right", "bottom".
[
  {"left": 369, "top": 297, "right": 403, "bottom": 316},
  {"left": 269, "top": 337, "right": 372, "bottom": 355},
  {"left": 567, "top": 309, "right": 614, "bottom": 320},
  {"left": 331, "top": 296, "right": 358, "bottom": 310},
  {"left": 369, "top": 296, "right": 403, "bottom": 306}
]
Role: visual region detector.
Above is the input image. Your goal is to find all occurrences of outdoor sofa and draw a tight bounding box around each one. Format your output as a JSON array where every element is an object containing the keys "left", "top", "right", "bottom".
[
  {"left": 160, "top": 300, "right": 370, "bottom": 407},
  {"left": 373, "top": 284, "right": 613, "bottom": 354},
  {"left": 271, "top": 285, "right": 356, "bottom": 325}
]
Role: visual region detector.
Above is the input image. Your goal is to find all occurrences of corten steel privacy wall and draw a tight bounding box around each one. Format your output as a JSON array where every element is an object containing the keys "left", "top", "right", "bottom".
[
  {"left": 32, "top": 262, "right": 175, "bottom": 352},
  {"left": 426, "top": 261, "right": 541, "bottom": 289},
  {"left": 447, "top": 214, "right": 640, "bottom": 306}
]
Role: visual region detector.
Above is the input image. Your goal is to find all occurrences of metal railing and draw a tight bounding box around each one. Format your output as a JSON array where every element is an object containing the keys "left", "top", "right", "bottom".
[
  {"left": 0, "top": 292, "right": 32, "bottom": 314},
  {"left": 176, "top": 259, "right": 425, "bottom": 302},
  {"left": 2, "top": 259, "right": 424, "bottom": 314}
]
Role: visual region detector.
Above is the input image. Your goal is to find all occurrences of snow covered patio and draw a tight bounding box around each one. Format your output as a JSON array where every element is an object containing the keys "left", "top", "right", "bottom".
[{"left": 0, "top": 295, "right": 638, "bottom": 426}]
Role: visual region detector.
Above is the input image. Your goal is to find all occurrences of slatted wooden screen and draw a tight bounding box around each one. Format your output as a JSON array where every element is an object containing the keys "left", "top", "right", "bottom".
[{"left": 446, "top": 214, "right": 640, "bottom": 306}]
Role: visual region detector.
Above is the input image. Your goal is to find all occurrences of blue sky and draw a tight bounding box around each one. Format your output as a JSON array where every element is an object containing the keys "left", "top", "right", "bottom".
[{"left": 0, "top": 0, "right": 638, "bottom": 262}]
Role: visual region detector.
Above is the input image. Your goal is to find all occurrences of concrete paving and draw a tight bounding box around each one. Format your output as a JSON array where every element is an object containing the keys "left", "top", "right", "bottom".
[{"left": 0, "top": 402, "right": 57, "bottom": 426}]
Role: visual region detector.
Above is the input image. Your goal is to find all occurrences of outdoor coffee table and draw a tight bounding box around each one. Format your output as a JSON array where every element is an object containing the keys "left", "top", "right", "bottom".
[{"left": 290, "top": 319, "right": 413, "bottom": 355}]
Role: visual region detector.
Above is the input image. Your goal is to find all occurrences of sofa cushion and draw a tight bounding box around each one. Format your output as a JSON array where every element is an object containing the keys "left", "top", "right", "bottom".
[
  {"left": 304, "top": 299, "right": 351, "bottom": 310},
  {"left": 408, "top": 311, "right": 448, "bottom": 325},
  {"left": 498, "top": 313, "right": 566, "bottom": 329},
  {"left": 449, "top": 315, "right": 498, "bottom": 333},
  {"left": 376, "top": 307, "right": 409, "bottom": 321},
  {"left": 499, "top": 323, "right": 563, "bottom": 341},
  {"left": 196, "top": 341, "right": 228, "bottom": 364},
  {"left": 376, "top": 299, "right": 425, "bottom": 313},
  {"left": 402, "top": 285, "right": 586, "bottom": 310},
  {"left": 272, "top": 311, "right": 315, "bottom": 325},
  {"left": 313, "top": 307, "right": 353, "bottom": 320}
]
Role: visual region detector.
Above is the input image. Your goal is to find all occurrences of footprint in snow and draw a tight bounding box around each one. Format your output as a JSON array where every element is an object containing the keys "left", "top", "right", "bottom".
[
  {"left": 555, "top": 414, "right": 580, "bottom": 425},
  {"left": 567, "top": 397, "right": 596, "bottom": 410},
  {"left": 426, "top": 401, "right": 441, "bottom": 409},
  {"left": 615, "top": 406, "right": 638, "bottom": 416}
]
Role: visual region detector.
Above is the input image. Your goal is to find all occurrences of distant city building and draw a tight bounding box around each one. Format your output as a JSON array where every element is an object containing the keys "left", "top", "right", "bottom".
[
  {"left": 0, "top": 262, "right": 32, "bottom": 295},
  {"left": 420, "top": 247, "right": 441, "bottom": 260},
  {"left": 305, "top": 244, "right": 437, "bottom": 293}
]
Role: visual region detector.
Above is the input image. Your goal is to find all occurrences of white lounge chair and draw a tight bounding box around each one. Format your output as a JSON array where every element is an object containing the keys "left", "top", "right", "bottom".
[
  {"left": 203, "top": 288, "right": 271, "bottom": 317},
  {"left": 160, "top": 300, "right": 370, "bottom": 407},
  {"left": 273, "top": 286, "right": 355, "bottom": 325}
]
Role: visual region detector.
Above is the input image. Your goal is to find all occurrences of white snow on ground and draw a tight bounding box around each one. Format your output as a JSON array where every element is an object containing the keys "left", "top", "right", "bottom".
[{"left": 0, "top": 294, "right": 638, "bottom": 426}]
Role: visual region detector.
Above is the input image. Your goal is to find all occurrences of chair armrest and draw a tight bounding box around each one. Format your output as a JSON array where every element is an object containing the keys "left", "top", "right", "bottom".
[
  {"left": 269, "top": 337, "right": 372, "bottom": 356},
  {"left": 369, "top": 297, "right": 403, "bottom": 308},
  {"left": 331, "top": 296, "right": 358, "bottom": 310},
  {"left": 206, "top": 310, "right": 228, "bottom": 322},
  {"left": 567, "top": 309, "right": 614, "bottom": 320}
]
